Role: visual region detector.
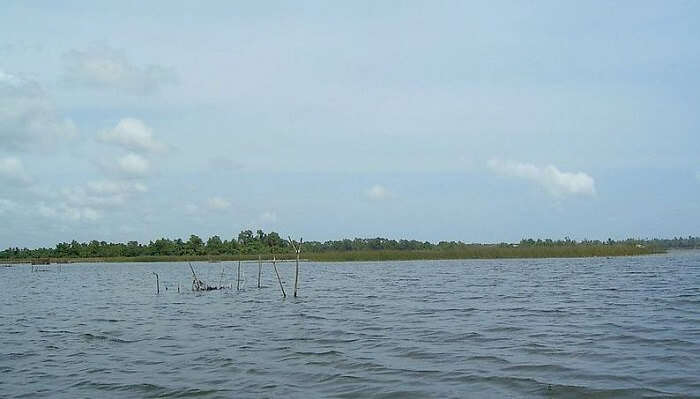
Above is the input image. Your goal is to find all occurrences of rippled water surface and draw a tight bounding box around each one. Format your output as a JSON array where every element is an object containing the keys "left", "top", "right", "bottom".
[{"left": 2, "top": 251, "right": 700, "bottom": 398}]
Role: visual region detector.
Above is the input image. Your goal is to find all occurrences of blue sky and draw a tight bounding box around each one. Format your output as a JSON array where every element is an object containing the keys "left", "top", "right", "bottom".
[{"left": 1, "top": 1, "right": 698, "bottom": 247}]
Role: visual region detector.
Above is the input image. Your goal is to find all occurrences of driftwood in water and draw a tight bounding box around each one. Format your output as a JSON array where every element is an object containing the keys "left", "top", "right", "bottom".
[
  {"left": 189, "top": 262, "right": 206, "bottom": 291},
  {"left": 189, "top": 262, "right": 231, "bottom": 292},
  {"left": 197, "top": 284, "right": 229, "bottom": 291}
]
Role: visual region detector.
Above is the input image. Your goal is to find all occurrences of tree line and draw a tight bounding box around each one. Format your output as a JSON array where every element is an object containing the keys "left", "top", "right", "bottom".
[
  {"left": 0, "top": 230, "right": 697, "bottom": 260},
  {"left": 518, "top": 236, "right": 699, "bottom": 248}
]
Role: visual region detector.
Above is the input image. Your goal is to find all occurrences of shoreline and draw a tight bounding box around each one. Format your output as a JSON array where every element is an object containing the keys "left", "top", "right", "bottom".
[{"left": 1, "top": 246, "right": 665, "bottom": 265}]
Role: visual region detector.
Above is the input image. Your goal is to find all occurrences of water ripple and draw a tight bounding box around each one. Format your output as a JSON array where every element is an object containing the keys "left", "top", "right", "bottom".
[{"left": 1, "top": 252, "right": 700, "bottom": 398}]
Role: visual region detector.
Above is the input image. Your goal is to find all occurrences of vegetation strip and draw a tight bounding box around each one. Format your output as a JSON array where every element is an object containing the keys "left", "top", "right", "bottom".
[{"left": 2, "top": 229, "right": 694, "bottom": 263}]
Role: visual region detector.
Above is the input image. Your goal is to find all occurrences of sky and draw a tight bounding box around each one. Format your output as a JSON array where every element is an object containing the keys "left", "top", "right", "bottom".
[{"left": 1, "top": 1, "right": 698, "bottom": 248}]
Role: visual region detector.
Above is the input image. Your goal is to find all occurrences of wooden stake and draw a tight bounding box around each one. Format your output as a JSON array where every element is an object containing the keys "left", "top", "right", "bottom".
[
  {"left": 237, "top": 260, "right": 241, "bottom": 290},
  {"left": 152, "top": 272, "right": 160, "bottom": 295},
  {"left": 289, "top": 236, "right": 303, "bottom": 297},
  {"left": 272, "top": 255, "right": 286, "bottom": 297},
  {"left": 258, "top": 255, "right": 262, "bottom": 288}
]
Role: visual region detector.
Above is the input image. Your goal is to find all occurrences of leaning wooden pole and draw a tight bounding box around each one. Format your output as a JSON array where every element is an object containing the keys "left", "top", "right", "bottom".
[
  {"left": 272, "top": 255, "right": 286, "bottom": 297},
  {"left": 257, "top": 255, "right": 262, "bottom": 288}
]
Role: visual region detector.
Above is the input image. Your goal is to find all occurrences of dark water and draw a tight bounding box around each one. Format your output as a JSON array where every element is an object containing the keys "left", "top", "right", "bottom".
[{"left": 2, "top": 251, "right": 700, "bottom": 398}]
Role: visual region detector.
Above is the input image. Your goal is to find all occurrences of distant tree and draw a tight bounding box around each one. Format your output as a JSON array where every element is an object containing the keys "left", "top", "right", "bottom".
[
  {"left": 265, "top": 232, "right": 284, "bottom": 248},
  {"left": 125, "top": 241, "right": 140, "bottom": 256},
  {"left": 227, "top": 237, "right": 240, "bottom": 253},
  {"left": 187, "top": 235, "right": 204, "bottom": 255},
  {"left": 238, "top": 230, "right": 254, "bottom": 246},
  {"left": 151, "top": 238, "right": 175, "bottom": 256},
  {"left": 206, "top": 235, "right": 223, "bottom": 254}
]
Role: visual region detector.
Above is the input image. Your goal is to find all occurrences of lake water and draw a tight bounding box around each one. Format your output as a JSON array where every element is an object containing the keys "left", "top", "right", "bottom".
[{"left": 2, "top": 251, "right": 699, "bottom": 398}]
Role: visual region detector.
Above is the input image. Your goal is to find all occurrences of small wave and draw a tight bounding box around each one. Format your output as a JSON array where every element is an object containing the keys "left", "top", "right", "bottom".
[
  {"left": 167, "top": 388, "right": 231, "bottom": 398},
  {"left": 69, "top": 380, "right": 226, "bottom": 398},
  {"left": 91, "top": 318, "right": 122, "bottom": 323},
  {"left": 317, "top": 373, "right": 364, "bottom": 383},
  {"left": 502, "top": 363, "right": 575, "bottom": 374},
  {"left": 467, "top": 355, "right": 510, "bottom": 364},
  {"left": 300, "top": 313, "right": 327, "bottom": 320},
  {"left": 600, "top": 334, "right": 694, "bottom": 347},
  {"left": 0, "top": 352, "right": 36, "bottom": 361},
  {"left": 80, "top": 333, "right": 142, "bottom": 344},
  {"left": 293, "top": 349, "right": 343, "bottom": 356},
  {"left": 484, "top": 325, "right": 525, "bottom": 333}
]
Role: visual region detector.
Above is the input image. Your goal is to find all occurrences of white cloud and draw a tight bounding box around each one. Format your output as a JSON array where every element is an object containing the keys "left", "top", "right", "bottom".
[
  {"left": 37, "top": 203, "right": 57, "bottom": 218},
  {"left": 37, "top": 202, "right": 101, "bottom": 222},
  {"left": 116, "top": 153, "right": 150, "bottom": 177},
  {"left": 62, "top": 186, "right": 107, "bottom": 206},
  {"left": 488, "top": 159, "right": 596, "bottom": 197},
  {"left": 82, "top": 207, "right": 101, "bottom": 221},
  {"left": 260, "top": 211, "right": 278, "bottom": 223},
  {"left": 62, "top": 46, "right": 175, "bottom": 94},
  {"left": 31, "top": 179, "right": 147, "bottom": 224},
  {"left": 60, "top": 180, "right": 147, "bottom": 208},
  {"left": 365, "top": 184, "right": 391, "bottom": 200},
  {"left": 184, "top": 203, "right": 199, "bottom": 215},
  {"left": 209, "top": 155, "right": 244, "bottom": 171},
  {"left": 99, "top": 118, "right": 166, "bottom": 153},
  {"left": 0, "top": 157, "right": 31, "bottom": 185},
  {"left": 0, "top": 70, "right": 23, "bottom": 86},
  {"left": 87, "top": 180, "right": 147, "bottom": 195},
  {"left": 207, "top": 196, "right": 231, "bottom": 210},
  {"left": 0, "top": 198, "right": 18, "bottom": 214},
  {"left": 0, "top": 70, "right": 76, "bottom": 151}
]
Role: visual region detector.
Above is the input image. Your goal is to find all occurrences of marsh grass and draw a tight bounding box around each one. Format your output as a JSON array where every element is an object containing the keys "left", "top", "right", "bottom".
[
  {"left": 19, "top": 244, "right": 661, "bottom": 264},
  {"left": 303, "top": 245, "right": 661, "bottom": 262}
]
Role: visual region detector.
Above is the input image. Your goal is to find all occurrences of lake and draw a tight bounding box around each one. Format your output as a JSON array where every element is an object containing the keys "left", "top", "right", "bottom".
[{"left": 2, "top": 251, "right": 699, "bottom": 398}]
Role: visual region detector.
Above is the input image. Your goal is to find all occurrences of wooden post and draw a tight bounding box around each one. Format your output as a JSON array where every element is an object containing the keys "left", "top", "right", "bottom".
[
  {"left": 258, "top": 255, "right": 262, "bottom": 288},
  {"left": 294, "top": 248, "right": 299, "bottom": 297},
  {"left": 289, "top": 236, "right": 303, "bottom": 297},
  {"left": 152, "top": 272, "right": 160, "bottom": 295},
  {"left": 272, "top": 255, "right": 286, "bottom": 297},
  {"left": 237, "top": 260, "right": 241, "bottom": 290}
]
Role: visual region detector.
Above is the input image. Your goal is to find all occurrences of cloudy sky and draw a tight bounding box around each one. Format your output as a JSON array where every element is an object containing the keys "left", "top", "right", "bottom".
[{"left": 1, "top": 1, "right": 698, "bottom": 248}]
